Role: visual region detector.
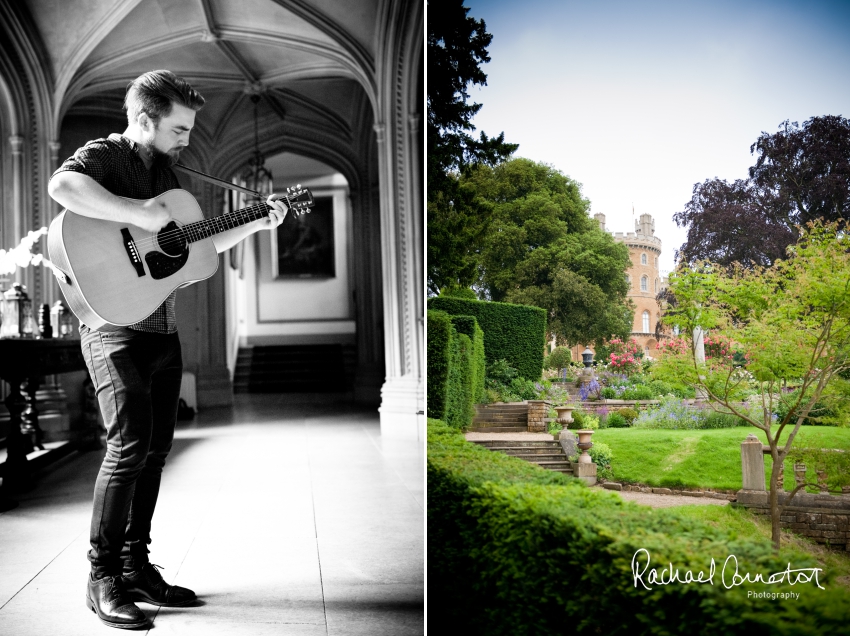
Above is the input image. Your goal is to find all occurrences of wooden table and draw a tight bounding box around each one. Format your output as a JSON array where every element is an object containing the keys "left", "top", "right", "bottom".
[{"left": 0, "top": 338, "right": 92, "bottom": 508}]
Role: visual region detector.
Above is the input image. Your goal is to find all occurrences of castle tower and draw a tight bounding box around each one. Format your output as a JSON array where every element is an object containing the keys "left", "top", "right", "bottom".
[{"left": 611, "top": 213, "right": 668, "bottom": 357}]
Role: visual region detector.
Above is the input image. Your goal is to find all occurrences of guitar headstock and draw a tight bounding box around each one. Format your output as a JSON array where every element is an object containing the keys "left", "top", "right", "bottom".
[{"left": 282, "top": 185, "right": 314, "bottom": 215}]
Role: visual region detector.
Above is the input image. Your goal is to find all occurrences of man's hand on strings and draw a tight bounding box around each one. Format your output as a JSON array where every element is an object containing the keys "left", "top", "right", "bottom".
[
  {"left": 264, "top": 194, "right": 289, "bottom": 230},
  {"left": 137, "top": 197, "right": 173, "bottom": 232}
]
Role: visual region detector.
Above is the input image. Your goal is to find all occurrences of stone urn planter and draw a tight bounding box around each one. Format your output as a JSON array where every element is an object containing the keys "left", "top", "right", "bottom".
[
  {"left": 575, "top": 429, "right": 594, "bottom": 464},
  {"left": 554, "top": 405, "right": 575, "bottom": 427}
]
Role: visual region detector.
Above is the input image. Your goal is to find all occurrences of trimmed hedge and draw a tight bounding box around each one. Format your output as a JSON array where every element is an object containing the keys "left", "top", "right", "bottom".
[
  {"left": 427, "top": 310, "right": 482, "bottom": 429},
  {"left": 450, "top": 315, "right": 486, "bottom": 403},
  {"left": 426, "top": 310, "right": 452, "bottom": 421},
  {"left": 428, "top": 418, "right": 850, "bottom": 634},
  {"left": 427, "top": 296, "right": 546, "bottom": 381}
]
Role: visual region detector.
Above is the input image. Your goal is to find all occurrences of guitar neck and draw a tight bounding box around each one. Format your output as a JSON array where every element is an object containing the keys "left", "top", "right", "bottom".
[{"left": 181, "top": 201, "right": 272, "bottom": 244}]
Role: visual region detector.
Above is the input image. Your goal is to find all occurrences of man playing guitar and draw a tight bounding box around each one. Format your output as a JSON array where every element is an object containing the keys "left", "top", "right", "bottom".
[{"left": 48, "top": 69, "right": 288, "bottom": 629}]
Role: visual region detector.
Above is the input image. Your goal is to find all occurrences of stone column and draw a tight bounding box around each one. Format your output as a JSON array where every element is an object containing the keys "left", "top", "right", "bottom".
[
  {"left": 374, "top": 122, "right": 421, "bottom": 439},
  {"left": 527, "top": 400, "right": 550, "bottom": 433},
  {"left": 741, "top": 433, "right": 766, "bottom": 491},
  {"left": 9, "top": 135, "right": 24, "bottom": 253}
]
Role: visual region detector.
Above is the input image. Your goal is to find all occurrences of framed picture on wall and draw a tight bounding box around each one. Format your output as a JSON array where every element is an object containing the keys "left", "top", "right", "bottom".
[{"left": 271, "top": 195, "right": 335, "bottom": 278}]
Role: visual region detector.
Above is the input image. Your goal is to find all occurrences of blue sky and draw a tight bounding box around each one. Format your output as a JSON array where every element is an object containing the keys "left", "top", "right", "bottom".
[{"left": 463, "top": 0, "right": 850, "bottom": 274}]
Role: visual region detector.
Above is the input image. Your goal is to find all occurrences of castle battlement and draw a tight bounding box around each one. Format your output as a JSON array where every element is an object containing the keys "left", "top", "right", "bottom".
[{"left": 612, "top": 231, "right": 662, "bottom": 248}]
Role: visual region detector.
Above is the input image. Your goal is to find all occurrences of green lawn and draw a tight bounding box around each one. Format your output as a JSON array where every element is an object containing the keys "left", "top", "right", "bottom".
[{"left": 593, "top": 426, "right": 850, "bottom": 490}]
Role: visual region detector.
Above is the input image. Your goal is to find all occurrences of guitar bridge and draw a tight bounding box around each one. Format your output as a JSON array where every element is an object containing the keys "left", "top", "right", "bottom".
[{"left": 121, "top": 228, "right": 146, "bottom": 277}]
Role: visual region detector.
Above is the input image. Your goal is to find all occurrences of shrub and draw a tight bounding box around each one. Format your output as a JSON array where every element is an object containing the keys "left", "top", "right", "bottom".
[
  {"left": 600, "top": 386, "right": 618, "bottom": 399},
  {"left": 426, "top": 310, "right": 452, "bottom": 421},
  {"left": 428, "top": 418, "right": 850, "bottom": 633},
  {"left": 606, "top": 412, "right": 628, "bottom": 428},
  {"left": 426, "top": 309, "right": 479, "bottom": 428},
  {"left": 616, "top": 407, "right": 639, "bottom": 423},
  {"left": 604, "top": 337, "right": 642, "bottom": 375},
  {"left": 774, "top": 388, "right": 837, "bottom": 426},
  {"left": 620, "top": 385, "right": 655, "bottom": 401},
  {"left": 569, "top": 411, "right": 599, "bottom": 430},
  {"left": 428, "top": 296, "right": 547, "bottom": 381},
  {"left": 589, "top": 441, "right": 613, "bottom": 470},
  {"left": 451, "top": 315, "right": 486, "bottom": 403},
  {"left": 484, "top": 359, "right": 523, "bottom": 403},
  {"left": 446, "top": 330, "right": 474, "bottom": 428},
  {"left": 509, "top": 377, "right": 538, "bottom": 401},
  {"left": 545, "top": 346, "right": 572, "bottom": 371},
  {"left": 647, "top": 379, "right": 673, "bottom": 397}
]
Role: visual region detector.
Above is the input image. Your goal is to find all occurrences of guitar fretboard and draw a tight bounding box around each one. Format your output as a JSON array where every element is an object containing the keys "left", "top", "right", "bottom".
[{"left": 179, "top": 202, "right": 272, "bottom": 243}]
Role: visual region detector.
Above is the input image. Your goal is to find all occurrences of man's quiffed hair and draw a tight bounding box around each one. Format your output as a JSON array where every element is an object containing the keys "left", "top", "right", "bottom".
[{"left": 124, "top": 70, "right": 205, "bottom": 125}]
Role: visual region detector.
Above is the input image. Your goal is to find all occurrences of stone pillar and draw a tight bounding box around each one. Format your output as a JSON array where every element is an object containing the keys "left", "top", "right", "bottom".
[
  {"left": 527, "top": 400, "right": 550, "bottom": 433},
  {"left": 9, "top": 135, "right": 24, "bottom": 252},
  {"left": 350, "top": 185, "right": 384, "bottom": 406},
  {"left": 741, "top": 434, "right": 766, "bottom": 491},
  {"left": 374, "top": 121, "right": 422, "bottom": 439}
]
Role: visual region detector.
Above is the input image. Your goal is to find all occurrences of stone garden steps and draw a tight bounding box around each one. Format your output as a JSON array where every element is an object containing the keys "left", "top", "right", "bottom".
[
  {"left": 472, "top": 440, "right": 573, "bottom": 474},
  {"left": 470, "top": 403, "right": 529, "bottom": 433}
]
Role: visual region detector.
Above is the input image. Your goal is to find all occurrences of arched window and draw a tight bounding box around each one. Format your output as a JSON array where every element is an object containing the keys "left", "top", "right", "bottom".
[
  {"left": 641, "top": 253, "right": 647, "bottom": 265},
  {"left": 654, "top": 278, "right": 659, "bottom": 292},
  {"left": 641, "top": 275, "right": 648, "bottom": 291},
  {"left": 642, "top": 311, "right": 650, "bottom": 333},
  {"left": 625, "top": 273, "right": 631, "bottom": 288},
  {"left": 654, "top": 256, "right": 658, "bottom": 268}
]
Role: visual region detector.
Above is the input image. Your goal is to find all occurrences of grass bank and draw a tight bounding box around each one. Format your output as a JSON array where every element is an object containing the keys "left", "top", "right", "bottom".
[
  {"left": 673, "top": 505, "right": 850, "bottom": 587},
  {"left": 593, "top": 426, "right": 850, "bottom": 490}
]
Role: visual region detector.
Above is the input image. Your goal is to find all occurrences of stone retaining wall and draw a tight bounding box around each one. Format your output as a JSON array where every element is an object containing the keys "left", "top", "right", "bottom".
[
  {"left": 601, "top": 482, "right": 736, "bottom": 500},
  {"left": 735, "top": 490, "right": 850, "bottom": 550}
]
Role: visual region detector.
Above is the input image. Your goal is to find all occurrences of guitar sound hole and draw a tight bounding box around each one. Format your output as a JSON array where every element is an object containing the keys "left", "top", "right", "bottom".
[{"left": 157, "top": 221, "right": 188, "bottom": 256}]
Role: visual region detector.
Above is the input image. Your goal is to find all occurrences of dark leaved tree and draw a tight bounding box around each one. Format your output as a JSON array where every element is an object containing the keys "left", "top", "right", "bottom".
[{"left": 675, "top": 116, "right": 850, "bottom": 268}]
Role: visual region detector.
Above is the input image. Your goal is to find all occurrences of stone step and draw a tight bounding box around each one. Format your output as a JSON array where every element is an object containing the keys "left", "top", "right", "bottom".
[
  {"left": 468, "top": 426, "right": 528, "bottom": 433},
  {"left": 473, "top": 414, "right": 528, "bottom": 421},
  {"left": 472, "top": 441, "right": 573, "bottom": 474},
  {"left": 474, "top": 441, "right": 560, "bottom": 448},
  {"left": 478, "top": 445, "right": 562, "bottom": 454}
]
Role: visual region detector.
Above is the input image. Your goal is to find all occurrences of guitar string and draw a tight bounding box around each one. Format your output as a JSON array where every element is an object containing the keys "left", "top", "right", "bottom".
[
  {"left": 130, "top": 203, "right": 271, "bottom": 249},
  {"left": 129, "top": 196, "right": 312, "bottom": 248},
  {"left": 130, "top": 197, "right": 311, "bottom": 251}
]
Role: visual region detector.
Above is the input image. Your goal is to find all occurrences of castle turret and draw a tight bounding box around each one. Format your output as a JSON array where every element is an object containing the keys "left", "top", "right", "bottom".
[
  {"left": 594, "top": 212, "right": 606, "bottom": 231},
  {"left": 635, "top": 213, "right": 654, "bottom": 237}
]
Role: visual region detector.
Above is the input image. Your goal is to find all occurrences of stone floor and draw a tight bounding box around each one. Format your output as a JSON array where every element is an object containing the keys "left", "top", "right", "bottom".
[{"left": 0, "top": 393, "right": 424, "bottom": 635}]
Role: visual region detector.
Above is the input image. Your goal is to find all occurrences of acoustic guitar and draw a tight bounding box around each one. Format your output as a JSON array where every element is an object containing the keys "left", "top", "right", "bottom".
[{"left": 47, "top": 187, "right": 313, "bottom": 330}]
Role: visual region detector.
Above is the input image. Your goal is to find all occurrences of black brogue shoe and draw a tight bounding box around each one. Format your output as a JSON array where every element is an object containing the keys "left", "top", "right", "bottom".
[
  {"left": 86, "top": 574, "right": 148, "bottom": 629},
  {"left": 123, "top": 563, "right": 196, "bottom": 607}
]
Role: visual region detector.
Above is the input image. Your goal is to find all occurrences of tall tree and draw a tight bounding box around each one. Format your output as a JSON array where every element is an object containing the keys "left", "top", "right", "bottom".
[
  {"left": 675, "top": 115, "right": 850, "bottom": 268},
  {"left": 465, "top": 158, "right": 634, "bottom": 347},
  {"left": 427, "top": 0, "right": 517, "bottom": 294},
  {"left": 663, "top": 220, "right": 850, "bottom": 550}
]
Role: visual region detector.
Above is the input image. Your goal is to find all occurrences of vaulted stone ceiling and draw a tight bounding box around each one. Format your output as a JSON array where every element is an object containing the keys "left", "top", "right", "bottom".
[{"left": 23, "top": 0, "right": 385, "bottom": 182}]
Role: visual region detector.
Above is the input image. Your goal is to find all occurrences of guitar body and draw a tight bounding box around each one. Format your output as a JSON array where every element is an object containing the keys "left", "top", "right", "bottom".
[{"left": 48, "top": 189, "right": 219, "bottom": 331}]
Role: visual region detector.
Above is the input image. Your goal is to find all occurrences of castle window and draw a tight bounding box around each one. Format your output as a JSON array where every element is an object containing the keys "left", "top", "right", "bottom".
[
  {"left": 625, "top": 273, "right": 631, "bottom": 288},
  {"left": 655, "top": 278, "right": 659, "bottom": 292},
  {"left": 641, "top": 253, "right": 647, "bottom": 265},
  {"left": 643, "top": 311, "right": 650, "bottom": 333},
  {"left": 641, "top": 275, "right": 648, "bottom": 291}
]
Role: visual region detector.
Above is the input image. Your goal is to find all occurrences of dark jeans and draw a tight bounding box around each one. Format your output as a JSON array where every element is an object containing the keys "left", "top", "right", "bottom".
[{"left": 80, "top": 325, "right": 183, "bottom": 578}]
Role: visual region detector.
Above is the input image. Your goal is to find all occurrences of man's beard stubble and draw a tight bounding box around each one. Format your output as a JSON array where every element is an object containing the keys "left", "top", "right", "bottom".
[{"left": 143, "top": 134, "right": 180, "bottom": 168}]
